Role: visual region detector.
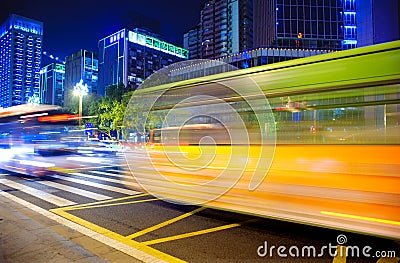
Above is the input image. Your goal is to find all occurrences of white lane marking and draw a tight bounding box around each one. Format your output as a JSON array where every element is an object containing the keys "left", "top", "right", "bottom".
[
  {"left": 0, "top": 191, "right": 169, "bottom": 263},
  {"left": 36, "top": 180, "right": 112, "bottom": 201},
  {"left": 107, "top": 169, "right": 131, "bottom": 174},
  {"left": 68, "top": 164, "right": 128, "bottom": 171},
  {"left": 0, "top": 179, "right": 76, "bottom": 207},
  {"left": 89, "top": 170, "right": 133, "bottom": 180},
  {"left": 53, "top": 174, "right": 140, "bottom": 195},
  {"left": 71, "top": 172, "right": 140, "bottom": 189}
]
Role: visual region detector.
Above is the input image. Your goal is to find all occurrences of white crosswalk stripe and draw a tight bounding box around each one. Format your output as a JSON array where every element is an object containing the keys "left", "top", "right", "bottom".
[
  {"left": 36, "top": 180, "right": 112, "bottom": 201},
  {"left": 71, "top": 164, "right": 128, "bottom": 171},
  {"left": 71, "top": 172, "right": 141, "bottom": 189},
  {"left": 0, "top": 178, "right": 76, "bottom": 207},
  {"left": 89, "top": 170, "right": 133, "bottom": 180},
  {"left": 107, "top": 169, "right": 131, "bottom": 175},
  {"left": 53, "top": 174, "right": 140, "bottom": 195}
]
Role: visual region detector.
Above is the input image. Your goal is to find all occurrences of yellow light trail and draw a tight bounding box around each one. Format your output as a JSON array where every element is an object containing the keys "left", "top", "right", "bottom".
[{"left": 321, "top": 211, "right": 400, "bottom": 226}]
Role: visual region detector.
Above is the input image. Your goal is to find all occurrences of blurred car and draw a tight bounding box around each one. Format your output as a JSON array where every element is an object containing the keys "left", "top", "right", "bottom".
[{"left": 74, "top": 139, "right": 123, "bottom": 156}]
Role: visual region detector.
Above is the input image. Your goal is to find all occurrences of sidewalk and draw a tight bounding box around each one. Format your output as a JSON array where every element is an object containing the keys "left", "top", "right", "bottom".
[{"left": 0, "top": 194, "right": 140, "bottom": 263}]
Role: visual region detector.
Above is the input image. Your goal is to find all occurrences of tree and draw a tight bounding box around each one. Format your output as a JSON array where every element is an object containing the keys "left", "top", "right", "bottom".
[
  {"left": 98, "top": 98, "right": 127, "bottom": 139},
  {"left": 65, "top": 83, "right": 135, "bottom": 140},
  {"left": 105, "top": 82, "right": 132, "bottom": 103}
]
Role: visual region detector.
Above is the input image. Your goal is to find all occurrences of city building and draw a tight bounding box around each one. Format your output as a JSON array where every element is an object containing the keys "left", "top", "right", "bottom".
[
  {"left": 64, "top": 49, "right": 98, "bottom": 107},
  {"left": 0, "top": 14, "right": 43, "bottom": 108},
  {"left": 342, "top": 0, "right": 357, "bottom": 49},
  {"left": 183, "top": 25, "right": 201, "bottom": 59},
  {"left": 170, "top": 47, "right": 331, "bottom": 80},
  {"left": 357, "top": 0, "right": 400, "bottom": 47},
  {"left": 253, "top": 0, "right": 348, "bottom": 51},
  {"left": 195, "top": 0, "right": 253, "bottom": 59},
  {"left": 98, "top": 28, "right": 188, "bottom": 94},
  {"left": 185, "top": 0, "right": 358, "bottom": 61},
  {"left": 39, "top": 63, "right": 65, "bottom": 106}
]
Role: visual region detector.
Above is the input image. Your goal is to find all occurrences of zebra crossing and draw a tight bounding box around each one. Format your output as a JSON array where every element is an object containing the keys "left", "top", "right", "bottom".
[{"left": 0, "top": 166, "right": 142, "bottom": 209}]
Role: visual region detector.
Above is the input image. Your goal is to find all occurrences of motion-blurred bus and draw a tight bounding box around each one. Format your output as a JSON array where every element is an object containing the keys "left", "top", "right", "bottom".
[{"left": 125, "top": 40, "right": 400, "bottom": 239}]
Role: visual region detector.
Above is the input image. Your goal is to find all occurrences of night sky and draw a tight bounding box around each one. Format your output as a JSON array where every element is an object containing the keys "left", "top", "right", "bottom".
[{"left": 0, "top": 0, "right": 207, "bottom": 63}]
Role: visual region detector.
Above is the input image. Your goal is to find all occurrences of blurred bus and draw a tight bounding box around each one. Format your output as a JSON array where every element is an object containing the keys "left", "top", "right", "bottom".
[{"left": 126, "top": 40, "right": 400, "bottom": 239}]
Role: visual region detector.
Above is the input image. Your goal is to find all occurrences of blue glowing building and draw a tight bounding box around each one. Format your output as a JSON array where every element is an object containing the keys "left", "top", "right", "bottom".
[
  {"left": 357, "top": 0, "right": 399, "bottom": 47},
  {"left": 98, "top": 28, "right": 188, "bottom": 95},
  {"left": 39, "top": 63, "right": 65, "bottom": 106},
  {"left": 63, "top": 49, "right": 98, "bottom": 107},
  {"left": 0, "top": 14, "right": 43, "bottom": 108},
  {"left": 253, "top": 0, "right": 348, "bottom": 50},
  {"left": 342, "top": 0, "right": 357, "bottom": 49},
  {"left": 183, "top": 0, "right": 253, "bottom": 60}
]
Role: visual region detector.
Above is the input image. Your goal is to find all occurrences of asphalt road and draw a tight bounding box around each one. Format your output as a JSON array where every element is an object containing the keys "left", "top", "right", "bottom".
[{"left": 0, "top": 157, "right": 398, "bottom": 263}]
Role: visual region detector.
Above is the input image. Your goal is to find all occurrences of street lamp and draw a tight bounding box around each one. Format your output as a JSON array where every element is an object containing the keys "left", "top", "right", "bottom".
[{"left": 73, "top": 79, "right": 88, "bottom": 125}]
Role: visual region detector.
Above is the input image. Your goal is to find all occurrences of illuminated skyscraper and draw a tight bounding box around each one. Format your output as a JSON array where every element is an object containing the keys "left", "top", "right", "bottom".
[
  {"left": 342, "top": 0, "right": 357, "bottom": 49},
  {"left": 357, "top": 0, "right": 399, "bottom": 47},
  {"left": 98, "top": 28, "right": 188, "bottom": 94},
  {"left": 39, "top": 63, "right": 65, "bottom": 106},
  {"left": 183, "top": 25, "right": 201, "bottom": 59},
  {"left": 0, "top": 14, "right": 43, "bottom": 108},
  {"left": 64, "top": 50, "right": 98, "bottom": 107},
  {"left": 187, "top": 0, "right": 253, "bottom": 59},
  {"left": 253, "top": 0, "right": 346, "bottom": 50}
]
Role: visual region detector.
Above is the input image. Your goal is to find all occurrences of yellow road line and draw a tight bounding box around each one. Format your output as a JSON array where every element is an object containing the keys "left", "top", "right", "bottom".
[
  {"left": 50, "top": 208, "right": 186, "bottom": 263},
  {"left": 62, "top": 193, "right": 150, "bottom": 210},
  {"left": 321, "top": 211, "right": 400, "bottom": 226},
  {"left": 142, "top": 222, "right": 241, "bottom": 246},
  {"left": 65, "top": 198, "right": 159, "bottom": 211},
  {"left": 332, "top": 245, "right": 347, "bottom": 263},
  {"left": 126, "top": 207, "right": 206, "bottom": 240}
]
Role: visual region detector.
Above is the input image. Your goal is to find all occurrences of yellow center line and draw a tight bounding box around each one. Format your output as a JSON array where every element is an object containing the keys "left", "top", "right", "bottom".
[
  {"left": 141, "top": 219, "right": 258, "bottom": 246},
  {"left": 61, "top": 193, "right": 150, "bottom": 210},
  {"left": 126, "top": 207, "right": 206, "bottom": 240},
  {"left": 321, "top": 211, "right": 400, "bottom": 226},
  {"left": 142, "top": 223, "right": 240, "bottom": 246},
  {"left": 65, "top": 198, "right": 159, "bottom": 211},
  {"left": 50, "top": 208, "right": 186, "bottom": 262}
]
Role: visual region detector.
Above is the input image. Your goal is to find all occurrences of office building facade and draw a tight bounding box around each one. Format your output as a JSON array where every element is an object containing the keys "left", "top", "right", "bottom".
[
  {"left": 39, "top": 63, "right": 65, "bottom": 106},
  {"left": 98, "top": 28, "right": 188, "bottom": 94},
  {"left": 170, "top": 47, "right": 331, "bottom": 80},
  {"left": 64, "top": 50, "right": 98, "bottom": 107},
  {"left": 342, "top": 0, "right": 357, "bottom": 49},
  {"left": 195, "top": 0, "right": 253, "bottom": 59},
  {"left": 357, "top": 0, "right": 399, "bottom": 47},
  {"left": 183, "top": 25, "right": 201, "bottom": 59},
  {"left": 0, "top": 14, "right": 43, "bottom": 108},
  {"left": 254, "top": 0, "right": 347, "bottom": 51}
]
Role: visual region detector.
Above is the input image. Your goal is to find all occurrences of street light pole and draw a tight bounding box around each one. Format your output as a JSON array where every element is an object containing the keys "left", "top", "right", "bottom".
[{"left": 73, "top": 79, "right": 88, "bottom": 126}]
